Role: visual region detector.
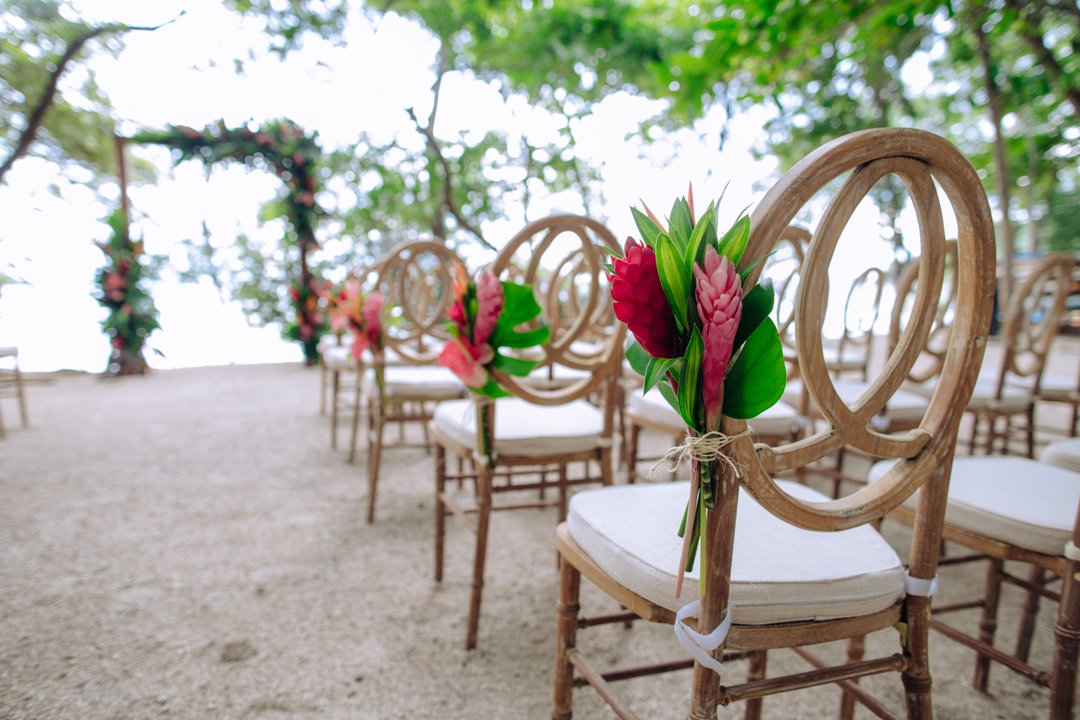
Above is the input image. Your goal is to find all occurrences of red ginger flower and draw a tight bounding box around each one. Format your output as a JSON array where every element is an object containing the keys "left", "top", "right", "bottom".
[
  {"left": 362, "top": 291, "right": 385, "bottom": 349},
  {"left": 694, "top": 246, "right": 743, "bottom": 431},
  {"left": 610, "top": 237, "right": 681, "bottom": 358}
]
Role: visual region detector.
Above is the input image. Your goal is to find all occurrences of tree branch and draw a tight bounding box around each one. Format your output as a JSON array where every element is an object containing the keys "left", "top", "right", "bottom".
[
  {"left": 0, "top": 15, "right": 180, "bottom": 184},
  {"left": 1003, "top": 0, "right": 1080, "bottom": 118}
]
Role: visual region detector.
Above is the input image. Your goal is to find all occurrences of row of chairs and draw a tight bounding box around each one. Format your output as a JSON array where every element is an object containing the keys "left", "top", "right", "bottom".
[{"left": 319, "top": 128, "right": 1079, "bottom": 718}]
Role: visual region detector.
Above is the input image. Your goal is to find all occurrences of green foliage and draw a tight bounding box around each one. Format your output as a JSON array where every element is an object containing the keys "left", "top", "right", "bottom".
[
  {"left": 94, "top": 209, "right": 163, "bottom": 374},
  {"left": 0, "top": 0, "right": 123, "bottom": 179},
  {"left": 132, "top": 120, "right": 329, "bottom": 362}
]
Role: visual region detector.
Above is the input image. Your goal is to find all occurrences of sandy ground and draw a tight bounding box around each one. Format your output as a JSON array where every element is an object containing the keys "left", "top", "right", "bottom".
[{"left": 1, "top": 347, "right": 1077, "bottom": 719}]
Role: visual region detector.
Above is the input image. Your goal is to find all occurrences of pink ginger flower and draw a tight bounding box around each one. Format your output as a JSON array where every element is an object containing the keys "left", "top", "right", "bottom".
[
  {"left": 473, "top": 270, "right": 504, "bottom": 347},
  {"left": 350, "top": 334, "right": 370, "bottom": 360},
  {"left": 363, "top": 291, "right": 385, "bottom": 348},
  {"left": 693, "top": 246, "right": 743, "bottom": 431},
  {"left": 438, "top": 337, "right": 490, "bottom": 389}
]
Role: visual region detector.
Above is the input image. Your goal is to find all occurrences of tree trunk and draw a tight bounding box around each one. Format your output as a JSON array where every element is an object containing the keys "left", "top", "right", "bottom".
[{"left": 973, "top": 13, "right": 1015, "bottom": 308}]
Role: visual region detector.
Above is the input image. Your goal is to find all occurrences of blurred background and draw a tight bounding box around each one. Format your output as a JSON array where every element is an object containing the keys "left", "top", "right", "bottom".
[{"left": 1, "top": 0, "right": 1076, "bottom": 372}]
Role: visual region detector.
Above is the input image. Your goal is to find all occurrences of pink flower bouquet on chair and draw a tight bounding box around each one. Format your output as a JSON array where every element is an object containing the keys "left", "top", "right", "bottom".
[
  {"left": 438, "top": 264, "right": 550, "bottom": 399},
  {"left": 334, "top": 278, "right": 385, "bottom": 360},
  {"left": 610, "top": 188, "right": 787, "bottom": 595}
]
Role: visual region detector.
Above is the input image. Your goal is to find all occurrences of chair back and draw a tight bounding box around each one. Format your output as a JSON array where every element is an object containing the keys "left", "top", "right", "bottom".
[
  {"left": 835, "top": 265, "right": 888, "bottom": 377},
  {"left": 370, "top": 238, "right": 465, "bottom": 365},
  {"left": 766, "top": 225, "right": 809, "bottom": 357},
  {"left": 995, "top": 253, "right": 1074, "bottom": 396},
  {"left": 488, "top": 215, "right": 625, "bottom": 421},
  {"left": 693, "top": 130, "right": 995, "bottom": 661}
]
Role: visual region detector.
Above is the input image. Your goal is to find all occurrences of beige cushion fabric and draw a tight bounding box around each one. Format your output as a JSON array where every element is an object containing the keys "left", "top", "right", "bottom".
[
  {"left": 567, "top": 480, "right": 904, "bottom": 624},
  {"left": 1041, "top": 439, "right": 1080, "bottom": 475},
  {"left": 962, "top": 378, "right": 1032, "bottom": 413},
  {"left": 1038, "top": 372, "right": 1079, "bottom": 401},
  {"left": 869, "top": 456, "right": 1080, "bottom": 556},
  {"left": 628, "top": 389, "right": 800, "bottom": 440},
  {"left": 322, "top": 345, "right": 357, "bottom": 371},
  {"left": 367, "top": 365, "right": 464, "bottom": 399},
  {"left": 783, "top": 379, "right": 929, "bottom": 427},
  {"left": 432, "top": 397, "right": 605, "bottom": 457}
]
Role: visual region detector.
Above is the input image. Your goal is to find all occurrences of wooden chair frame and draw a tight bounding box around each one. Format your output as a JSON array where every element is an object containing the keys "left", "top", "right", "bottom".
[
  {"left": 831, "top": 266, "right": 888, "bottom": 380},
  {"left": 965, "top": 253, "right": 1074, "bottom": 457},
  {"left": 431, "top": 214, "right": 625, "bottom": 650},
  {"left": 553, "top": 128, "right": 997, "bottom": 720},
  {"left": 358, "top": 238, "right": 466, "bottom": 523},
  {"left": 0, "top": 346, "right": 28, "bottom": 439}
]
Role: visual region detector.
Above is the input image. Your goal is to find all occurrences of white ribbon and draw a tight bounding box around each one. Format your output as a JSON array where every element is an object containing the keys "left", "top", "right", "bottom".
[
  {"left": 1065, "top": 541, "right": 1080, "bottom": 562},
  {"left": 904, "top": 570, "right": 939, "bottom": 597},
  {"left": 673, "top": 600, "right": 732, "bottom": 676}
]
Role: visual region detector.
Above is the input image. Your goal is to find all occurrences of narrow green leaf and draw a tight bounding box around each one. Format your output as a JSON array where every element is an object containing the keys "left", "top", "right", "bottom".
[
  {"left": 733, "top": 280, "right": 774, "bottom": 351},
  {"left": 668, "top": 197, "right": 694, "bottom": 253},
  {"left": 491, "top": 352, "right": 538, "bottom": 376},
  {"left": 644, "top": 356, "right": 679, "bottom": 393},
  {"left": 684, "top": 202, "right": 717, "bottom": 268},
  {"left": 717, "top": 214, "right": 750, "bottom": 267},
  {"left": 658, "top": 380, "right": 680, "bottom": 416},
  {"left": 678, "top": 329, "right": 704, "bottom": 431},
  {"left": 722, "top": 318, "right": 786, "bottom": 419},
  {"left": 625, "top": 339, "right": 650, "bottom": 377},
  {"left": 595, "top": 243, "right": 623, "bottom": 260},
  {"left": 738, "top": 250, "right": 776, "bottom": 283},
  {"left": 631, "top": 207, "right": 662, "bottom": 248},
  {"left": 654, "top": 234, "right": 691, "bottom": 332},
  {"left": 477, "top": 376, "right": 511, "bottom": 399}
]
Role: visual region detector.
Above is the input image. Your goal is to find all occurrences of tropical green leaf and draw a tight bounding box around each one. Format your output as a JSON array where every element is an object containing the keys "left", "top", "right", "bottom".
[
  {"left": 738, "top": 250, "right": 775, "bottom": 284},
  {"left": 733, "top": 280, "right": 774, "bottom": 351},
  {"left": 722, "top": 318, "right": 786, "bottom": 419},
  {"left": 496, "top": 281, "right": 542, "bottom": 329},
  {"left": 631, "top": 207, "right": 662, "bottom": 248},
  {"left": 491, "top": 352, "right": 538, "bottom": 376},
  {"left": 625, "top": 338, "right": 650, "bottom": 377},
  {"left": 644, "top": 356, "right": 679, "bottom": 393},
  {"left": 476, "top": 376, "right": 511, "bottom": 399},
  {"left": 678, "top": 329, "right": 704, "bottom": 431},
  {"left": 654, "top": 234, "right": 690, "bottom": 333},
  {"left": 668, "top": 197, "right": 693, "bottom": 252},
  {"left": 717, "top": 214, "right": 750, "bottom": 266},
  {"left": 494, "top": 325, "right": 550, "bottom": 349},
  {"left": 595, "top": 243, "right": 623, "bottom": 260}
]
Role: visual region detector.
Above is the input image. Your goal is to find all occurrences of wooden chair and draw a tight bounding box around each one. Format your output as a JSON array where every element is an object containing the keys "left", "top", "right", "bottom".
[
  {"left": 1037, "top": 352, "right": 1080, "bottom": 438},
  {"left": 0, "top": 346, "right": 28, "bottom": 438},
  {"left": 907, "top": 253, "right": 1073, "bottom": 458},
  {"left": 551, "top": 128, "right": 996, "bottom": 719},
  {"left": 767, "top": 225, "right": 809, "bottom": 378},
  {"left": 431, "top": 214, "right": 624, "bottom": 650},
  {"left": 868, "top": 440, "right": 1080, "bottom": 717},
  {"left": 828, "top": 266, "right": 888, "bottom": 380},
  {"left": 358, "top": 239, "right": 467, "bottom": 523}
]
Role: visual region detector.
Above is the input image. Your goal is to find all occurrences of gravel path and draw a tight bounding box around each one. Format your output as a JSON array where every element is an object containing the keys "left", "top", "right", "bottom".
[{"left": 0, "top": 361, "right": 1073, "bottom": 718}]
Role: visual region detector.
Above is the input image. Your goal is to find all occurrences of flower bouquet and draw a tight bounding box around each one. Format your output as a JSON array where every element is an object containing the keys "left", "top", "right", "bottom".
[
  {"left": 331, "top": 277, "right": 387, "bottom": 396},
  {"left": 610, "top": 189, "right": 787, "bottom": 596},
  {"left": 438, "top": 265, "right": 551, "bottom": 460}
]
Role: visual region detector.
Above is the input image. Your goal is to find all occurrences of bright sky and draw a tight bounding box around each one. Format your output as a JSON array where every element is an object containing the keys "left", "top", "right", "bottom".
[{"left": 0, "top": 1, "right": 941, "bottom": 373}]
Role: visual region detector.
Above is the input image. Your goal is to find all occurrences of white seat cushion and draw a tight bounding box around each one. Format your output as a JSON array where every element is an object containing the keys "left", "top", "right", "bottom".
[
  {"left": 1038, "top": 372, "right": 1079, "bottom": 401},
  {"left": 367, "top": 365, "right": 465, "bottom": 400},
  {"left": 322, "top": 345, "right": 357, "bottom": 371},
  {"left": 783, "top": 379, "right": 929, "bottom": 427},
  {"left": 567, "top": 480, "right": 904, "bottom": 624},
  {"left": 0, "top": 346, "right": 20, "bottom": 358},
  {"left": 432, "top": 397, "right": 605, "bottom": 457},
  {"left": 869, "top": 456, "right": 1080, "bottom": 556},
  {"left": 1041, "top": 439, "right": 1080, "bottom": 475},
  {"left": 628, "top": 389, "right": 800, "bottom": 441},
  {"left": 962, "top": 378, "right": 1032, "bottom": 414}
]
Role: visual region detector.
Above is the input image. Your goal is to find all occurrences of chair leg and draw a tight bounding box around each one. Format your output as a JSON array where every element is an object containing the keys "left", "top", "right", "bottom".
[
  {"left": 434, "top": 443, "right": 447, "bottom": 582},
  {"left": 348, "top": 376, "right": 364, "bottom": 464},
  {"left": 968, "top": 413, "right": 979, "bottom": 455},
  {"left": 14, "top": 363, "right": 27, "bottom": 428},
  {"left": 600, "top": 446, "right": 613, "bottom": 488},
  {"left": 466, "top": 465, "right": 493, "bottom": 650},
  {"left": 901, "top": 595, "right": 935, "bottom": 719},
  {"left": 1070, "top": 401, "right": 1079, "bottom": 438},
  {"left": 625, "top": 423, "right": 640, "bottom": 484},
  {"left": 1050, "top": 557, "right": 1080, "bottom": 719},
  {"left": 557, "top": 464, "right": 569, "bottom": 522},
  {"left": 1025, "top": 405, "right": 1035, "bottom": 459},
  {"left": 973, "top": 558, "right": 1005, "bottom": 692},
  {"left": 744, "top": 651, "right": 767, "bottom": 720},
  {"left": 329, "top": 370, "right": 340, "bottom": 450},
  {"left": 366, "top": 403, "right": 384, "bottom": 524},
  {"left": 839, "top": 635, "right": 865, "bottom": 720},
  {"left": 552, "top": 555, "right": 581, "bottom": 720},
  {"left": 1013, "top": 565, "right": 1045, "bottom": 665}
]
